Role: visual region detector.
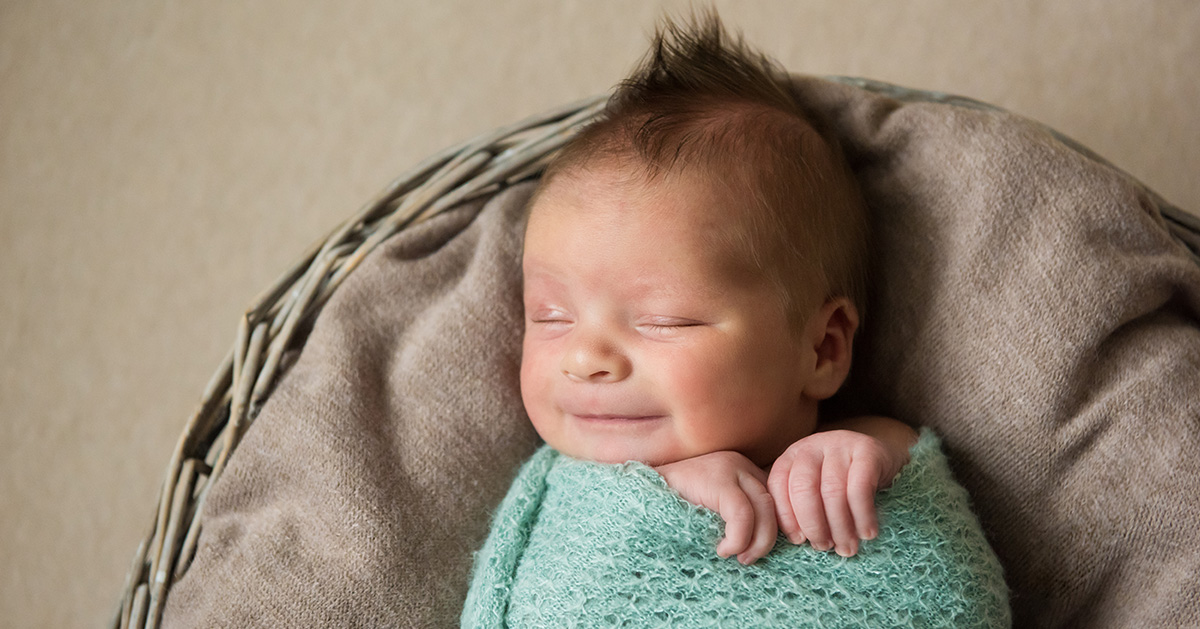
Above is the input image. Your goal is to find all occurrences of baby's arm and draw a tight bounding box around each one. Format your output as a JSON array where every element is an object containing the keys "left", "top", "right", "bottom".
[
  {"left": 768, "top": 415, "right": 917, "bottom": 558},
  {"left": 655, "top": 451, "right": 777, "bottom": 566}
]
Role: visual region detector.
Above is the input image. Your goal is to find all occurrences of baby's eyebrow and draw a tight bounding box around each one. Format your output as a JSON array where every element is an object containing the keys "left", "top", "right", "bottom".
[
  {"left": 520, "top": 264, "right": 569, "bottom": 292},
  {"left": 632, "top": 267, "right": 734, "bottom": 297},
  {"left": 521, "top": 264, "right": 557, "bottom": 281}
]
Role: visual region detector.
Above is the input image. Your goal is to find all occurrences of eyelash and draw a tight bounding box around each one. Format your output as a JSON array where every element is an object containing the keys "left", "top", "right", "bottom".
[
  {"left": 643, "top": 322, "right": 698, "bottom": 330},
  {"left": 526, "top": 314, "right": 702, "bottom": 330}
]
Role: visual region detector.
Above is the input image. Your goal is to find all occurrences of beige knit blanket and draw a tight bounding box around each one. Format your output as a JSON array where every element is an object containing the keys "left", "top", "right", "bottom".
[{"left": 162, "top": 77, "right": 1200, "bottom": 628}]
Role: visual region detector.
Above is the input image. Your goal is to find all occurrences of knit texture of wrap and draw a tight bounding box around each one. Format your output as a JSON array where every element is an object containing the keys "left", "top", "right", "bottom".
[{"left": 461, "top": 429, "right": 1010, "bottom": 628}]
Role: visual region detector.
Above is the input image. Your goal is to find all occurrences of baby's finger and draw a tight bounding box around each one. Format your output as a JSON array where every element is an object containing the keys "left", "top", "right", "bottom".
[
  {"left": 736, "top": 474, "right": 778, "bottom": 565},
  {"left": 788, "top": 460, "right": 833, "bottom": 552},
  {"left": 821, "top": 455, "right": 860, "bottom": 557},
  {"left": 715, "top": 489, "right": 756, "bottom": 559},
  {"left": 846, "top": 459, "right": 881, "bottom": 540},
  {"left": 767, "top": 455, "right": 803, "bottom": 544}
]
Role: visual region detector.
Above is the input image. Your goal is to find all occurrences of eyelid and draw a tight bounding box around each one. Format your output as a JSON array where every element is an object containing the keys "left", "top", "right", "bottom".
[
  {"left": 528, "top": 307, "right": 572, "bottom": 323},
  {"left": 638, "top": 316, "right": 705, "bottom": 328}
]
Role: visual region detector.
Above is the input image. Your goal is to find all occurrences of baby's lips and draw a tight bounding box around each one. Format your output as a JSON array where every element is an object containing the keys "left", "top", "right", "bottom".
[
  {"left": 569, "top": 413, "right": 666, "bottom": 421},
  {"left": 557, "top": 400, "right": 666, "bottom": 420}
]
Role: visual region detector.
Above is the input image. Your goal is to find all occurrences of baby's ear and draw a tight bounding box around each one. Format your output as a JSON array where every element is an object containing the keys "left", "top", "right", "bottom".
[{"left": 801, "top": 298, "right": 859, "bottom": 400}]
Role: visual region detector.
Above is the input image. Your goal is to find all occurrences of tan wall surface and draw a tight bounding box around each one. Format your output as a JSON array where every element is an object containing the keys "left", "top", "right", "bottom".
[{"left": 2, "top": 1, "right": 1197, "bottom": 625}]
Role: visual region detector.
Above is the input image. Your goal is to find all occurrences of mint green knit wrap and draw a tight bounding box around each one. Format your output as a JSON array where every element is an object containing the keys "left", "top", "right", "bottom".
[{"left": 462, "top": 429, "right": 1010, "bottom": 627}]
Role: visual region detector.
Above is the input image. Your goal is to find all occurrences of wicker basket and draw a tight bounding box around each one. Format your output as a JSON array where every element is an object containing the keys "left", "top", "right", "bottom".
[{"left": 110, "top": 80, "right": 1200, "bottom": 629}]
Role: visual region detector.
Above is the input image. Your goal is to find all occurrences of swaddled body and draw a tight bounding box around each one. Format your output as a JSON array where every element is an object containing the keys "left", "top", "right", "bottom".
[{"left": 464, "top": 430, "right": 1008, "bottom": 627}]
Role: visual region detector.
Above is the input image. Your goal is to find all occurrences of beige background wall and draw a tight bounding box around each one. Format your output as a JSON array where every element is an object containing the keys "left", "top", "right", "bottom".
[{"left": 2, "top": 1, "right": 1197, "bottom": 626}]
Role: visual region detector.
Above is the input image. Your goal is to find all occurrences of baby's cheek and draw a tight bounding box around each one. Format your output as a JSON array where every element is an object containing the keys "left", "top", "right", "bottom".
[
  {"left": 662, "top": 355, "right": 739, "bottom": 434},
  {"left": 664, "top": 342, "right": 742, "bottom": 396},
  {"left": 520, "top": 383, "right": 559, "bottom": 449},
  {"left": 667, "top": 363, "right": 719, "bottom": 405},
  {"left": 675, "top": 351, "right": 779, "bottom": 432},
  {"left": 519, "top": 354, "right": 550, "bottom": 415}
]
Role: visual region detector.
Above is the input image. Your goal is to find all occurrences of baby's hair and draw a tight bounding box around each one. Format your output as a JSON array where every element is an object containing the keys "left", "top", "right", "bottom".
[{"left": 536, "top": 10, "right": 869, "bottom": 324}]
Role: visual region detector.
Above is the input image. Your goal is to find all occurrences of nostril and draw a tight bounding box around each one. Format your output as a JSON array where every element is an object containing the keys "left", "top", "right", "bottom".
[{"left": 561, "top": 350, "right": 628, "bottom": 381}]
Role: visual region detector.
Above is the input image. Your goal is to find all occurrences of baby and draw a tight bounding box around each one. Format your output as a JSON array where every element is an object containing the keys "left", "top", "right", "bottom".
[
  {"left": 465, "top": 13, "right": 1008, "bottom": 627},
  {"left": 520, "top": 16, "right": 913, "bottom": 565}
]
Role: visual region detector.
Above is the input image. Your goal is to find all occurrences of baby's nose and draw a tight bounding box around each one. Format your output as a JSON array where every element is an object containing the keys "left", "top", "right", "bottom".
[{"left": 560, "top": 337, "right": 630, "bottom": 383}]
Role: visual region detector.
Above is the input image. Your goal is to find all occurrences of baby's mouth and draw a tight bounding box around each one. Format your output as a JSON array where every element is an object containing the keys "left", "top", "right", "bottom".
[
  {"left": 559, "top": 399, "right": 666, "bottom": 423},
  {"left": 572, "top": 414, "right": 664, "bottom": 421}
]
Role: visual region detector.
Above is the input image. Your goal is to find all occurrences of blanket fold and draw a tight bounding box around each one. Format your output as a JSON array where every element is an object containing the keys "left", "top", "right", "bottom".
[{"left": 463, "top": 430, "right": 1010, "bottom": 628}]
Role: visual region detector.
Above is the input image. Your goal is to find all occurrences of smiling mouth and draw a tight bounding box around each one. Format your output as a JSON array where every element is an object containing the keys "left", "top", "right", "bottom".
[{"left": 572, "top": 414, "right": 665, "bottom": 422}]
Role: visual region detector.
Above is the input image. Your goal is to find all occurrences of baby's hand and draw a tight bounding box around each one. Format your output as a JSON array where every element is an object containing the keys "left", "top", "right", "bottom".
[
  {"left": 767, "top": 420, "right": 914, "bottom": 558},
  {"left": 655, "top": 452, "right": 776, "bottom": 565}
]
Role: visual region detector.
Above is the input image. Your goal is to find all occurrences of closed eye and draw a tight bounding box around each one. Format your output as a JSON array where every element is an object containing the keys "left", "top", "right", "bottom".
[
  {"left": 530, "top": 314, "right": 571, "bottom": 324},
  {"left": 642, "top": 322, "right": 701, "bottom": 331},
  {"left": 637, "top": 318, "right": 706, "bottom": 336},
  {"left": 528, "top": 312, "right": 574, "bottom": 331}
]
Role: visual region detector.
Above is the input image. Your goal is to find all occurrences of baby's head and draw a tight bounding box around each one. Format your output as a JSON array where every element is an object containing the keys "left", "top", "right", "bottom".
[{"left": 520, "top": 14, "right": 869, "bottom": 467}]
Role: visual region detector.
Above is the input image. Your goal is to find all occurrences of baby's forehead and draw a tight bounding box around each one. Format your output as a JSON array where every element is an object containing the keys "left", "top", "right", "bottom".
[
  {"left": 529, "top": 172, "right": 771, "bottom": 277},
  {"left": 532, "top": 163, "right": 739, "bottom": 221}
]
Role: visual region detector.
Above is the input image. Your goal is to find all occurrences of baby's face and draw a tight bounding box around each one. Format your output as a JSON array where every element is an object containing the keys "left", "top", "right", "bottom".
[{"left": 520, "top": 167, "right": 821, "bottom": 467}]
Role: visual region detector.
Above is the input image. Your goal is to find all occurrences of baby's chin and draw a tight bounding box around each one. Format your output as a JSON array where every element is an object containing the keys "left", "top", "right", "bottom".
[{"left": 550, "top": 441, "right": 682, "bottom": 468}]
